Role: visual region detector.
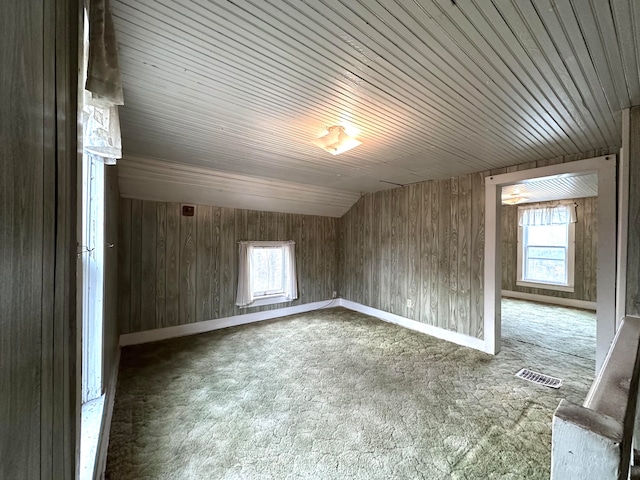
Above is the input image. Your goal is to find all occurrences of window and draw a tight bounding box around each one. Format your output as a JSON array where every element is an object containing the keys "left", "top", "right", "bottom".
[
  {"left": 236, "top": 241, "right": 297, "bottom": 307},
  {"left": 251, "top": 246, "right": 286, "bottom": 297},
  {"left": 517, "top": 209, "right": 575, "bottom": 292}
]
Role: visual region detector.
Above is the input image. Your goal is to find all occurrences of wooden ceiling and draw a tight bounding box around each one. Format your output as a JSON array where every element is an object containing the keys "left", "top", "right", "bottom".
[
  {"left": 502, "top": 172, "right": 598, "bottom": 204},
  {"left": 112, "top": 0, "right": 639, "bottom": 215}
]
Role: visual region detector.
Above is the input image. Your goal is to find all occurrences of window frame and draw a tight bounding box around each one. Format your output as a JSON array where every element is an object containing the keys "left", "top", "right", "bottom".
[
  {"left": 516, "top": 221, "right": 576, "bottom": 292},
  {"left": 250, "top": 245, "right": 287, "bottom": 299},
  {"left": 239, "top": 240, "right": 297, "bottom": 308}
]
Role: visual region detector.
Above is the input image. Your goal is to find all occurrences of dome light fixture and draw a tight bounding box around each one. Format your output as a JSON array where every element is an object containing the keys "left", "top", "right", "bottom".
[
  {"left": 312, "top": 125, "right": 362, "bottom": 155},
  {"left": 502, "top": 192, "right": 529, "bottom": 205}
]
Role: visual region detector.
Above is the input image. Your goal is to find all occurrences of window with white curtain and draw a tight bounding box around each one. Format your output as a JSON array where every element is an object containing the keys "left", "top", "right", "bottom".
[
  {"left": 517, "top": 203, "right": 576, "bottom": 292},
  {"left": 236, "top": 241, "right": 297, "bottom": 307}
]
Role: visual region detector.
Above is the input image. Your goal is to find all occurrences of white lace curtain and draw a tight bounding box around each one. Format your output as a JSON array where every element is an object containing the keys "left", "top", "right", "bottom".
[
  {"left": 236, "top": 241, "right": 298, "bottom": 307},
  {"left": 83, "top": 0, "right": 123, "bottom": 165},
  {"left": 518, "top": 203, "right": 577, "bottom": 226}
]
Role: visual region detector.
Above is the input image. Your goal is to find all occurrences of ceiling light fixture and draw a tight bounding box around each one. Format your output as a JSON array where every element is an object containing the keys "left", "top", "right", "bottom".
[
  {"left": 312, "top": 125, "right": 362, "bottom": 155},
  {"left": 502, "top": 192, "right": 529, "bottom": 205}
]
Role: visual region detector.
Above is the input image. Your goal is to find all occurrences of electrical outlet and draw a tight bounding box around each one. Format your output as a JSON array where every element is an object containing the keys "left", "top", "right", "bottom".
[
  {"left": 332, "top": 291, "right": 337, "bottom": 298},
  {"left": 406, "top": 299, "right": 414, "bottom": 308}
]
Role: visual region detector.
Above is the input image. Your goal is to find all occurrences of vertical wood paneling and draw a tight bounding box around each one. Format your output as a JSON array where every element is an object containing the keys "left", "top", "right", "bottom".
[
  {"left": 458, "top": 175, "right": 471, "bottom": 334},
  {"left": 449, "top": 178, "right": 459, "bottom": 331},
  {"left": 583, "top": 197, "right": 595, "bottom": 301},
  {"left": 118, "top": 201, "right": 340, "bottom": 333},
  {"left": 3, "top": 0, "right": 78, "bottom": 475},
  {"left": 165, "top": 203, "right": 180, "bottom": 326},
  {"left": 156, "top": 203, "right": 167, "bottom": 327},
  {"left": 470, "top": 172, "right": 485, "bottom": 338},
  {"left": 372, "top": 193, "right": 382, "bottom": 310},
  {"left": 196, "top": 205, "right": 212, "bottom": 321},
  {"left": 104, "top": 167, "right": 120, "bottom": 385},
  {"left": 627, "top": 106, "right": 640, "bottom": 315},
  {"left": 0, "top": 2, "right": 45, "bottom": 466},
  {"left": 420, "top": 181, "right": 432, "bottom": 324},
  {"left": 140, "top": 201, "right": 157, "bottom": 331},
  {"left": 118, "top": 198, "right": 132, "bottom": 334},
  {"left": 179, "top": 205, "right": 197, "bottom": 324},
  {"left": 429, "top": 181, "right": 440, "bottom": 326},
  {"left": 212, "top": 206, "right": 221, "bottom": 315},
  {"left": 129, "top": 199, "right": 143, "bottom": 333},
  {"left": 380, "top": 190, "right": 391, "bottom": 313},
  {"left": 363, "top": 197, "right": 372, "bottom": 306},
  {"left": 220, "top": 207, "right": 235, "bottom": 318},
  {"left": 408, "top": 183, "right": 422, "bottom": 322},
  {"left": 438, "top": 180, "right": 451, "bottom": 330}
]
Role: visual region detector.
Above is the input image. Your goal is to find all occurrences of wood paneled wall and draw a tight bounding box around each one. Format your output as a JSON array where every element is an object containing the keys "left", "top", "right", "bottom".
[
  {"left": 104, "top": 166, "right": 120, "bottom": 381},
  {"left": 118, "top": 200, "right": 339, "bottom": 334},
  {"left": 501, "top": 198, "right": 598, "bottom": 302},
  {"left": 340, "top": 148, "right": 615, "bottom": 339},
  {"left": 628, "top": 106, "right": 640, "bottom": 316},
  {"left": 0, "top": 0, "right": 79, "bottom": 478},
  {"left": 340, "top": 174, "right": 485, "bottom": 337}
]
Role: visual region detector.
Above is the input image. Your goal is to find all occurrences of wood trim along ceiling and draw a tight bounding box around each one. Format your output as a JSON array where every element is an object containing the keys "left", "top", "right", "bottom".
[{"left": 112, "top": 0, "right": 639, "bottom": 214}]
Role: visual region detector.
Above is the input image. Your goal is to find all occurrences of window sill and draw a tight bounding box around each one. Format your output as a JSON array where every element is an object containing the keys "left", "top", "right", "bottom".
[
  {"left": 516, "top": 280, "right": 574, "bottom": 293},
  {"left": 80, "top": 395, "right": 105, "bottom": 480},
  {"left": 242, "top": 295, "right": 292, "bottom": 308}
]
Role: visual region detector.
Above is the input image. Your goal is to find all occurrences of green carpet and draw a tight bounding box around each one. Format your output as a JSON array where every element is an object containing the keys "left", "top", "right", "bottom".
[
  {"left": 106, "top": 303, "right": 595, "bottom": 479},
  {"left": 502, "top": 298, "right": 596, "bottom": 367}
]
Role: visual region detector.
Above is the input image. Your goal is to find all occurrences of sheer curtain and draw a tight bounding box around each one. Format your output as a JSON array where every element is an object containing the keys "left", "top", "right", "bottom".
[
  {"left": 236, "top": 242, "right": 254, "bottom": 307},
  {"left": 83, "top": 0, "right": 123, "bottom": 165},
  {"left": 236, "top": 241, "right": 298, "bottom": 307},
  {"left": 518, "top": 203, "right": 577, "bottom": 226}
]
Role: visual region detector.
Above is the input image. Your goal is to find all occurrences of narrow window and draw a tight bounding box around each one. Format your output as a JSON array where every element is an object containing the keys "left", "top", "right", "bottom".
[{"left": 236, "top": 241, "right": 298, "bottom": 307}]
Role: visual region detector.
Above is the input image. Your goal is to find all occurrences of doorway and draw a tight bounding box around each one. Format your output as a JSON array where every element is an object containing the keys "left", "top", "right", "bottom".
[{"left": 483, "top": 155, "right": 617, "bottom": 373}]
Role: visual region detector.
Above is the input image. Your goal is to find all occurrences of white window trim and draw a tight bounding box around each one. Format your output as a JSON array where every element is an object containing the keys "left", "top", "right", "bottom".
[
  {"left": 516, "top": 221, "right": 575, "bottom": 292},
  {"left": 236, "top": 240, "right": 298, "bottom": 308}
]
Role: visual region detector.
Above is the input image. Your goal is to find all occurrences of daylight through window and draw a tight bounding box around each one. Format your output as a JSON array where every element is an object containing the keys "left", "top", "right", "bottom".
[
  {"left": 236, "top": 241, "right": 298, "bottom": 307},
  {"left": 516, "top": 205, "right": 575, "bottom": 292}
]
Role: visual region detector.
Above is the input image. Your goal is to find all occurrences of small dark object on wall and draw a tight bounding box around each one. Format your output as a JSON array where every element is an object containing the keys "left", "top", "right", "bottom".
[{"left": 182, "top": 205, "right": 195, "bottom": 216}]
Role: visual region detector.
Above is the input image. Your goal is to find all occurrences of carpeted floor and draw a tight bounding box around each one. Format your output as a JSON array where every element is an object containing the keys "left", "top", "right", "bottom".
[
  {"left": 501, "top": 298, "right": 596, "bottom": 369},
  {"left": 106, "top": 303, "right": 595, "bottom": 479}
]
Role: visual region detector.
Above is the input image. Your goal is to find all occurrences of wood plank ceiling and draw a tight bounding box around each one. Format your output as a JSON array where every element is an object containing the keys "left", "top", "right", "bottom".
[
  {"left": 502, "top": 172, "right": 598, "bottom": 204},
  {"left": 112, "top": 0, "right": 640, "bottom": 216}
]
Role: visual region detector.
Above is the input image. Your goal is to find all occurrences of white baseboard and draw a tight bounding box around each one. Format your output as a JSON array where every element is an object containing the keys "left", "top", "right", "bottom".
[
  {"left": 119, "top": 299, "right": 338, "bottom": 346},
  {"left": 94, "top": 347, "right": 120, "bottom": 480},
  {"left": 337, "top": 299, "right": 487, "bottom": 353},
  {"left": 501, "top": 290, "right": 596, "bottom": 311}
]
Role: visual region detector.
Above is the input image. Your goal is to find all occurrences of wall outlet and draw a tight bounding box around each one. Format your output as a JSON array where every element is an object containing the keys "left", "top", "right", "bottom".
[
  {"left": 406, "top": 299, "right": 414, "bottom": 308},
  {"left": 332, "top": 291, "right": 337, "bottom": 298}
]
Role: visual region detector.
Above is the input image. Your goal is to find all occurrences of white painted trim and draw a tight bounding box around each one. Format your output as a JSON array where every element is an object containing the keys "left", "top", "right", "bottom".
[
  {"left": 516, "top": 281, "right": 575, "bottom": 293},
  {"left": 502, "top": 290, "right": 596, "bottom": 311},
  {"left": 616, "top": 109, "right": 630, "bottom": 328},
  {"left": 338, "top": 299, "right": 487, "bottom": 353},
  {"left": 484, "top": 179, "right": 501, "bottom": 355},
  {"left": 485, "top": 156, "right": 611, "bottom": 186},
  {"left": 516, "top": 222, "right": 576, "bottom": 293},
  {"left": 119, "top": 299, "right": 338, "bottom": 346},
  {"left": 484, "top": 154, "right": 617, "bottom": 373},
  {"left": 94, "top": 348, "right": 120, "bottom": 480}
]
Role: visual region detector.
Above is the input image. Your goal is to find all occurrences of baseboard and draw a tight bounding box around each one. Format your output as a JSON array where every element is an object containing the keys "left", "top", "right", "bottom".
[
  {"left": 501, "top": 290, "right": 596, "bottom": 311},
  {"left": 337, "top": 299, "right": 487, "bottom": 353},
  {"left": 94, "top": 347, "right": 120, "bottom": 480},
  {"left": 119, "top": 299, "right": 338, "bottom": 346}
]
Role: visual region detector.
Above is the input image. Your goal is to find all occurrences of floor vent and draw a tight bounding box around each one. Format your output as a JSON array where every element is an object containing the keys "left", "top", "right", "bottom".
[{"left": 515, "top": 368, "right": 563, "bottom": 389}]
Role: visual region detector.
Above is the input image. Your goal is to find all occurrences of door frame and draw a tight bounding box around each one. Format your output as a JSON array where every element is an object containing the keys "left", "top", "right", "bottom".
[{"left": 483, "top": 154, "right": 617, "bottom": 372}]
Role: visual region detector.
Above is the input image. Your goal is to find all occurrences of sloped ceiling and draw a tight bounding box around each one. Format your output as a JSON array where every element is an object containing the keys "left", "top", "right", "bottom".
[{"left": 112, "top": 0, "right": 639, "bottom": 216}]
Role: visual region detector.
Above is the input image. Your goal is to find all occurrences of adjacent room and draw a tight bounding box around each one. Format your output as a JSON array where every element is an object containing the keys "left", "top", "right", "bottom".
[
  {"left": 3, "top": 1, "right": 640, "bottom": 480},
  {"left": 500, "top": 175, "right": 599, "bottom": 373}
]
